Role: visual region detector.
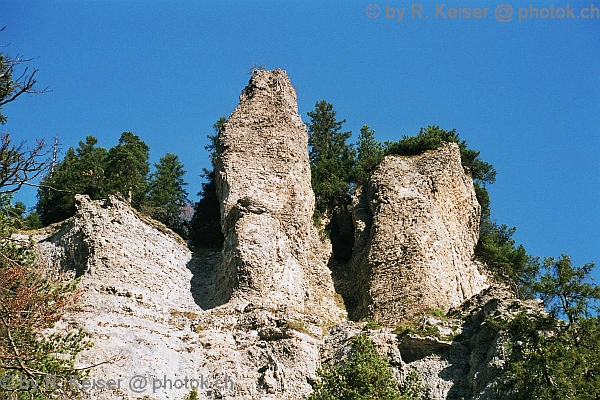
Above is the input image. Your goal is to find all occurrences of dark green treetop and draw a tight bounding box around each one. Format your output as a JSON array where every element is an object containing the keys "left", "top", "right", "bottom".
[
  {"left": 354, "top": 124, "right": 384, "bottom": 185},
  {"left": 104, "top": 131, "right": 150, "bottom": 206},
  {"left": 147, "top": 153, "right": 189, "bottom": 235},
  {"left": 306, "top": 100, "right": 355, "bottom": 215}
]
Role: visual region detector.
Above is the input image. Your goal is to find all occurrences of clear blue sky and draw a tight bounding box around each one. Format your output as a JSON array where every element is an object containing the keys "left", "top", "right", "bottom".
[{"left": 3, "top": 1, "right": 599, "bottom": 276}]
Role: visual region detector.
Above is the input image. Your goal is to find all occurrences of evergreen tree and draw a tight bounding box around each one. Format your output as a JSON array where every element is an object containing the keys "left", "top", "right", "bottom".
[
  {"left": 74, "top": 135, "right": 108, "bottom": 199},
  {"left": 104, "top": 131, "right": 150, "bottom": 206},
  {"left": 36, "top": 137, "right": 108, "bottom": 226},
  {"left": 190, "top": 118, "right": 226, "bottom": 248},
  {"left": 496, "top": 255, "right": 600, "bottom": 399},
  {"left": 354, "top": 124, "right": 384, "bottom": 185},
  {"left": 306, "top": 100, "right": 355, "bottom": 215},
  {"left": 476, "top": 222, "right": 539, "bottom": 298},
  {"left": 147, "top": 153, "right": 189, "bottom": 236}
]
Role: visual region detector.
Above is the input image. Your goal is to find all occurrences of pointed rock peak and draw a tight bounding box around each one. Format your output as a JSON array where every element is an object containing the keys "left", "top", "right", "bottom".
[
  {"left": 215, "top": 68, "right": 344, "bottom": 320},
  {"left": 240, "top": 68, "right": 300, "bottom": 115}
]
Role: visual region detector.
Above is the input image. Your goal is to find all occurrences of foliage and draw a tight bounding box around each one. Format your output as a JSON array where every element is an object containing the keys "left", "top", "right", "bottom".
[
  {"left": 427, "top": 308, "right": 445, "bottom": 318},
  {"left": 476, "top": 221, "right": 540, "bottom": 298},
  {"left": 0, "top": 35, "right": 48, "bottom": 124},
  {"left": 361, "top": 317, "right": 381, "bottom": 330},
  {"left": 0, "top": 195, "right": 92, "bottom": 399},
  {"left": 184, "top": 389, "right": 199, "bottom": 400},
  {"left": 354, "top": 125, "right": 384, "bottom": 185},
  {"left": 308, "top": 333, "right": 422, "bottom": 400},
  {"left": 496, "top": 256, "right": 600, "bottom": 399},
  {"left": 189, "top": 117, "right": 226, "bottom": 248},
  {"left": 104, "top": 131, "right": 150, "bottom": 207},
  {"left": 37, "top": 133, "right": 154, "bottom": 226},
  {"left": 384, "top": 125, "right": 496, "bottom": 187},
  {"left": 535, "top": 255, "right": 600, "bottom": 324},
  {"left": 37, "top": 137, "right": 108, "bottom": 225},
  {"left": 146, "top": 153, "right": 189, "bottom": 236},
  {"left": 306, "top": 100, "right": 355, "bottom": 215},
  {"left": 393, "top": 322, "right": 441, "bottom": 339},
  {"left": 0, "top": 198, "right": 42, "bottom": 230}
]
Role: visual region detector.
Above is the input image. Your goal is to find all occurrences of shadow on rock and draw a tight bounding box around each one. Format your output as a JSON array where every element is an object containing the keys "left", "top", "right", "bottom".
[{"left": 186, "top": 249, "right": 232, "bottom": 310}]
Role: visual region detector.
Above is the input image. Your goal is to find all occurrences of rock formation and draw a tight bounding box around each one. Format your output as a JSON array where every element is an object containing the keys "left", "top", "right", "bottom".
[
  {"left": 215, "top": 68, "right": 342, "bottom": 319},
  {"left": 348, "top": 143, "right": 489, "bottom": 325},
  {"left": 29, "top": 69, "right": 519, "bottom": 400}
]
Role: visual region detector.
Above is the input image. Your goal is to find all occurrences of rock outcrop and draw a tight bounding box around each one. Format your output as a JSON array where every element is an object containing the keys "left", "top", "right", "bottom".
[
  {"left": 322, "top": 286, "right": 542, "bottom": 400},
  {"left": 348, "top": 143, "right": 489, "bottom": 325},
  {"left": 29, "top": 69, "right": 518, "bottom": 400},
  {"left": 36, "top": 194, "right": 333, "bottom": 400},
  {"left": 215, "top": 69, "right": 343, "bottom": 320}
]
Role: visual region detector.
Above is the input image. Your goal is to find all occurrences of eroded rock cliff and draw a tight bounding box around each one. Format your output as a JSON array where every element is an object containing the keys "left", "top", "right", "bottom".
[
  {"left": 347, "top": 143, "right": 489, "bottom": 325},
  {"left": 30, "top": 69, "right": 518, "bottom": 400}
]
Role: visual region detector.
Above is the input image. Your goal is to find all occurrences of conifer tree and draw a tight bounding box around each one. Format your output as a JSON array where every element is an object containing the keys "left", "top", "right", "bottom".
[
  {"left": 355, "top": 124, "right": 384, "bottom": 185},
  {"left": 104, "top": 131, "right": 150, "bottom": 206},
  {"left": 306, "top": 100, "right": 355, "bottom": 215},
  {"left": 496, "top": 255, "right": 600, "bottom": 399},
  {"left": 147, "top": 153, "right": 189, "bottom": 235},
  {"left": 190, "top": 117, "right": 226, "bottom": 248},
  {"left": 37, "top": 137, "right": 108, "bottom": 225}
]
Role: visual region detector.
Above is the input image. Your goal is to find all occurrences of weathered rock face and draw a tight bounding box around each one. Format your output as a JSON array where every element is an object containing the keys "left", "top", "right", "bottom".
[
  {"left": 30, "top": 70, "right": 518, "bottom": 400},
  {"left": 215, "top": 69, "right": 342, "bottom": 319},
  {"left": 36, "top": 195, "right": 334, "bottom": 400},
  {"left": 349, "top": 143, "right": 488, "bottom": 325},
  {"left": 322, "top": 286, "right": 541, "bottom": 400},
  {"left": 36, "top": 195, "right": 213, "bottom": 400}
]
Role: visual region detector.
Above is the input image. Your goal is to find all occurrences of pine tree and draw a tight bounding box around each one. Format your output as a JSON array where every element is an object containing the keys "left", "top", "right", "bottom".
[
  {"left": 147, "top": 153, "right": 189, "bottom": 236},
  {"left": 496, "top": 255, "right": 600, "bottom": 399},
  {"left": 308, "top": 333, "right": 422, "bottom": 400},
  {"left": 74, "top": 135, "right": 108, "bottom": 199},
  {"left": 355, "top": 124, "right": 384, "bottom": 185},
  {"left": 104, "top": 132, "right": 150, "bottom": 206},
  {"left": 36, "top": 137, "right": 108, "bottom": 226},
  {"left": 306, "top": 100, "right": 355, "bottom": 215},
  {"left": 190, "top": 117, "right": 226, "bottom": 248}
]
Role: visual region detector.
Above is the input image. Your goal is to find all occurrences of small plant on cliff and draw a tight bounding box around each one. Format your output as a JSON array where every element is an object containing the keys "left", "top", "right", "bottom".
[
  {"left": 308, "top": 333, "right": 422, "bottom": 400},
  {"left": 0, "top": 196, "right": 94, "bottom": 399},
  {"left": 184, "top": 389, "right": 199, "bottom": 400},
  {"left": 362, "top": 317, "right": 381, "bottom": 330}
]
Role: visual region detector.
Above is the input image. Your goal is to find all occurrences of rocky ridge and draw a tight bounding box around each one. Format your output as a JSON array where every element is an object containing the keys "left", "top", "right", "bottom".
[{"left": 31, "top": 69, "right": 536, "bottom": 400}]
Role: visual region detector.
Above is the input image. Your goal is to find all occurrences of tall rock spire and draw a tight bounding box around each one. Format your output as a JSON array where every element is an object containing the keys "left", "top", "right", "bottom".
[{"left": 216, "top": 69, "right": 343, "bottom": 319}]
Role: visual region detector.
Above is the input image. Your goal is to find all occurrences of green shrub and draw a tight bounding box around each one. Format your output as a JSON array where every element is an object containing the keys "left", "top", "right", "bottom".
[
  {"left": 427, "top": 308, "right": 445, "bottom": 318},
  {"left": 362, "top": 317, "right": 381, "bottom": 330},
  {"left": 308, "top": 333, "right": 422, "bottom": 400}
]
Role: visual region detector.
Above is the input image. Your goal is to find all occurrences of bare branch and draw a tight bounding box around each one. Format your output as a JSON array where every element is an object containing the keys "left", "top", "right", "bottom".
[{"left": 0, "top": 133, "right": 51, "bottom": 194}]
